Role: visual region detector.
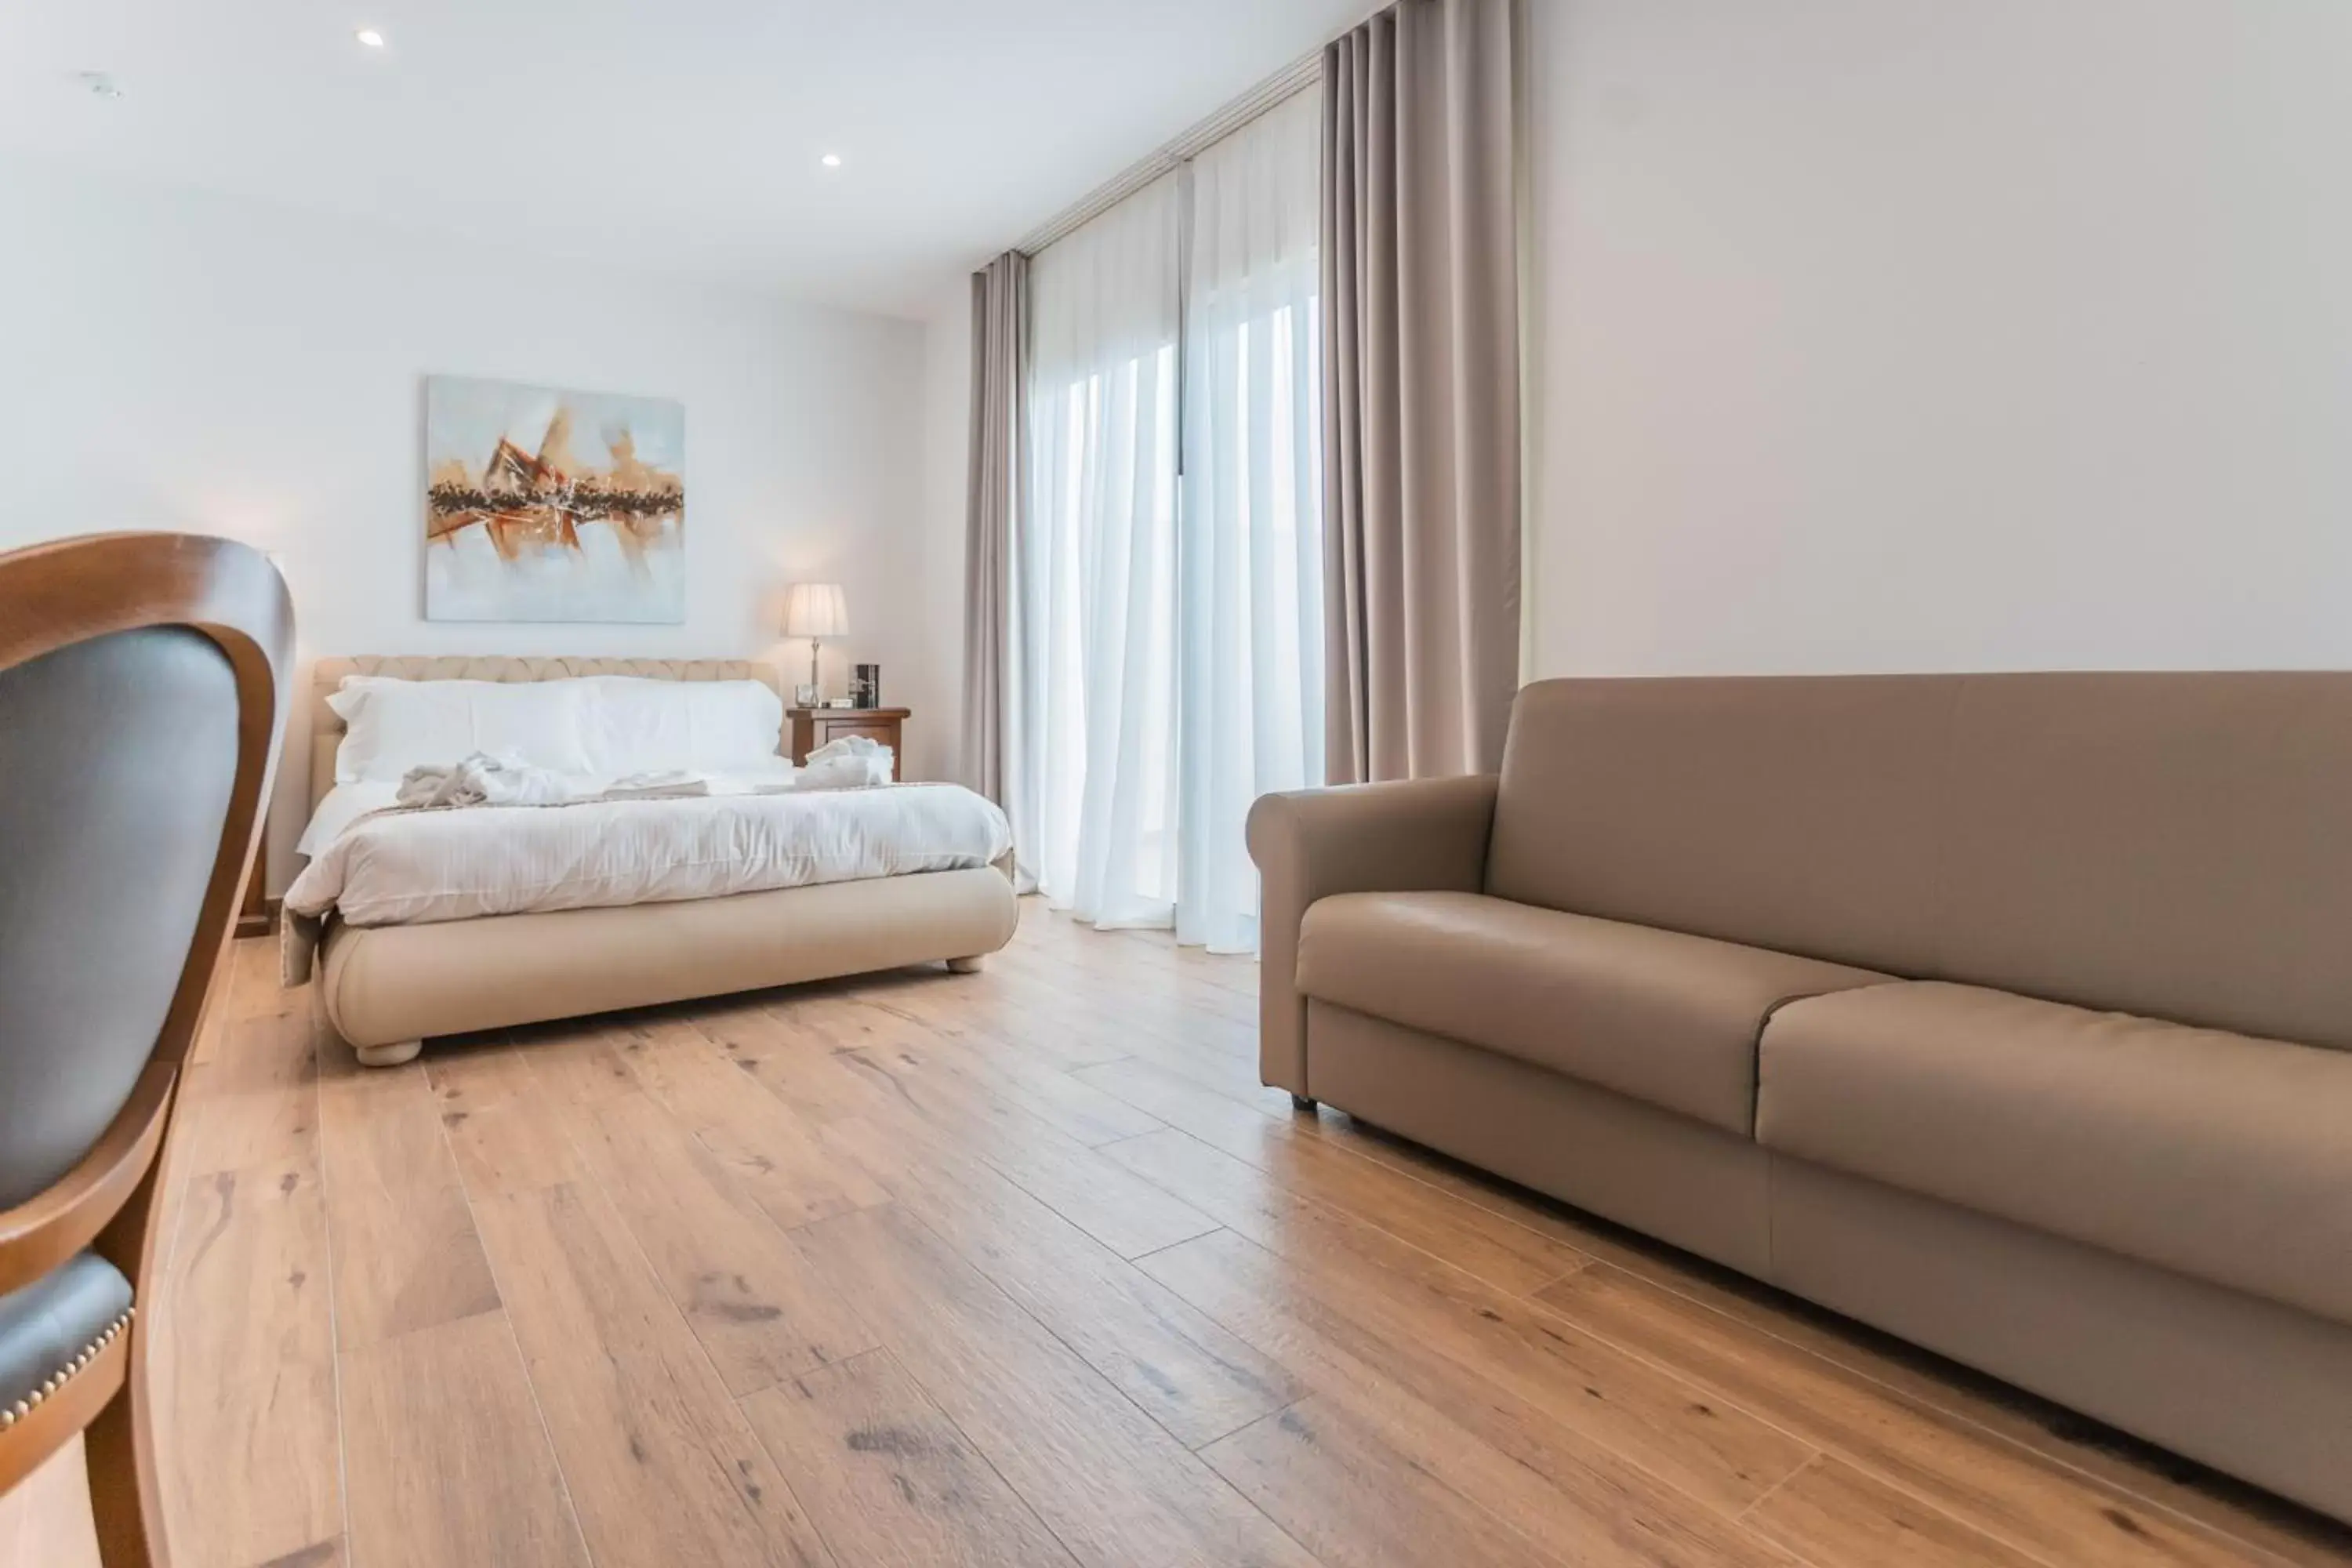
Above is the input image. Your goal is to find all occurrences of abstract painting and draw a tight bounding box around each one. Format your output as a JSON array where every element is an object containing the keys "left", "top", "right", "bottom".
[{"left": 423, "top": 374, "right": 685, "bottom": 622}]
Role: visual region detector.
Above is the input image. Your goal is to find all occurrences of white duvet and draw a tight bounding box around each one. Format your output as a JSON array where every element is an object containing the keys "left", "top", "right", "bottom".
[{"left": 286, "top": 777, "right": 1013, "bottom": 929}]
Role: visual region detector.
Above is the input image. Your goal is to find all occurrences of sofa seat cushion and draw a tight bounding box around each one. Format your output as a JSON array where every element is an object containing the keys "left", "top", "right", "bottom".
[
  {"left": 1296, "top": 891, "right": 1889, "bottom": 1134},
  {"left": 1759, "top": 982, "right": 2352, "bottom": 1327}
]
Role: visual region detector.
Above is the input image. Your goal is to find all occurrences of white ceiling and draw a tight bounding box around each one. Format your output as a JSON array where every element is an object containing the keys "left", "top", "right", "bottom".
[{"left": 0, "top": 0, "right": 1367, "bottom": 318}]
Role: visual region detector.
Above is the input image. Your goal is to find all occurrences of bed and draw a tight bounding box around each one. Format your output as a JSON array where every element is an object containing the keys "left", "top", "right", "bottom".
[{"left": 288, "top": 655, "right": 1017, "bottom": 1067}]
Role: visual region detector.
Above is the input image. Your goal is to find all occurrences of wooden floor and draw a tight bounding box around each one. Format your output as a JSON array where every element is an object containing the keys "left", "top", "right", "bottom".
[{"left": 9, "top": 902, "right": 2352, "bottom": 1568}]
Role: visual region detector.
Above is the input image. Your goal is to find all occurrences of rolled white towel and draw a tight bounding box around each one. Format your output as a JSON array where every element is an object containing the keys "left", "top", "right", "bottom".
[{"left": 797, "top": 734, "right": 894, "bottom": 790}]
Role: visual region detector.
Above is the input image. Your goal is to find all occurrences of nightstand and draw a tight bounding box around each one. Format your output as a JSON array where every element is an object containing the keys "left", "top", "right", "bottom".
[{"left": 787, "top": 707, "right": 909, "bottom": 781}]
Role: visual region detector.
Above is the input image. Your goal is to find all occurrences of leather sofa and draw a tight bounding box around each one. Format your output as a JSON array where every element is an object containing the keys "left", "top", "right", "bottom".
[{"left": 1250, "top": 673, "right": 2352, "bottom": 1523}]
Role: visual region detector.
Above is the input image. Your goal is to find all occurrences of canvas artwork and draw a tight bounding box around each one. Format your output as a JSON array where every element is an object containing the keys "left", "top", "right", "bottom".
[{"left": 423, "top": 374, "right": 685, "bottom": 622}]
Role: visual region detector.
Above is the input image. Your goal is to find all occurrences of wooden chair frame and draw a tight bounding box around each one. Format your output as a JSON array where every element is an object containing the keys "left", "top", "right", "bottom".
[{"left": 0, "top": 533, "right": 292, "bottom": 1567}]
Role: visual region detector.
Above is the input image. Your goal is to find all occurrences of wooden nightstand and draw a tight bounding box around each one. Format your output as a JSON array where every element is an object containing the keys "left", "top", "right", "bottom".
[{"left": 787, "top": 707, "right": 909, "bottom": 781}]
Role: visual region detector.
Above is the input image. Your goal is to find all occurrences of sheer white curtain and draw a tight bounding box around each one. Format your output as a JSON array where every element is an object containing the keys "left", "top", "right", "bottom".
[
  {"left": 1177, "top": 91, "right": 1325, "bottom": 952},
  {"left": 1014, "top": 93, "right": 1323, "bottom": 953},
  {"left": 1016, "top": 175, "right": 1183, "bottom": 927}
]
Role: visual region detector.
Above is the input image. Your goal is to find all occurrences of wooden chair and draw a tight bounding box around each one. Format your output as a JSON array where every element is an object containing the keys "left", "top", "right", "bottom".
[{"left": 0, "top": 534, "right": 292, "bottom": 1566}]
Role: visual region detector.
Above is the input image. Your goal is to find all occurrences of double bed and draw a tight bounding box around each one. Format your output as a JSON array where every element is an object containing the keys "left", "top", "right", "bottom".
[{"left": 285, "top": 655, "right": 1017, "bottom": 1066}]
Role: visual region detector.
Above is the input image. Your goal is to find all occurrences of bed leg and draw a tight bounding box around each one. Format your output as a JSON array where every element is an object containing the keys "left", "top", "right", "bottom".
[
  {"left": 355, "top": 1039, "right": 423, "bottom": 1069},
  {"left": 946, "top": 956, "right": 987, "bottom": 975}
]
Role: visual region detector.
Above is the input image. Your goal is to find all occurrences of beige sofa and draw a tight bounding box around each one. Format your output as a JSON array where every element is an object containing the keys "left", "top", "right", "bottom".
[{"left": 1251, "top": 673, "right": 2352, "bottom": 1523}]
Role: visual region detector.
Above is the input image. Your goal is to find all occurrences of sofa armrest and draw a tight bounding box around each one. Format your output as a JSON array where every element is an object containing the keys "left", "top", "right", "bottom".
[{"left": 1247, "top": 775, "right": 1500, "bottom": 1094}]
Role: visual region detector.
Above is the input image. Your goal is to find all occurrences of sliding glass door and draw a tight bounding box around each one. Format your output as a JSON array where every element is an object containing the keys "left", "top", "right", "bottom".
[
  {"left": 1014, "top": 91, "right": 1323, "bottom": 953},
  {"left": 1177, "top": 93, "right": 1324, "bottom": 952}
]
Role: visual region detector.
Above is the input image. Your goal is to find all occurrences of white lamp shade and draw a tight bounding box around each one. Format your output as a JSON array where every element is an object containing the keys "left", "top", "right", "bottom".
[{"left": 783, "top": 582, "right": 849, "bottom": 639}]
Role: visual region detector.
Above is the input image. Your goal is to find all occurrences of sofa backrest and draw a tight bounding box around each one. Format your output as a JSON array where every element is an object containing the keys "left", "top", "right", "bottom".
[{"left": 1487, "top": 673, "right": 2352, "bottom": 1050}]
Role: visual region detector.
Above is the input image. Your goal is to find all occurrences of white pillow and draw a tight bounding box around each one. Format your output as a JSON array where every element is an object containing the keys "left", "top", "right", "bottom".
[
  {"left": 327, "top": 676, "right": 597, "bottom": 784},
  {"left": 579, "top": 676, "right": 784, "bottom": 775}
]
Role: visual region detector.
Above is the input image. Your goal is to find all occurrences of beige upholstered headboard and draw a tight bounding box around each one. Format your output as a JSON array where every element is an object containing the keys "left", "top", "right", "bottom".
[{"left": 308, "top": 655, "right": 786, "bottom": 811}]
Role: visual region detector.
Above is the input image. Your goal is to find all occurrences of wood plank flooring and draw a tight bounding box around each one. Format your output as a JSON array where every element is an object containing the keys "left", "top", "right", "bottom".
[{"left": 8, "top": 902, "right": 2352, "bottom": 1568}]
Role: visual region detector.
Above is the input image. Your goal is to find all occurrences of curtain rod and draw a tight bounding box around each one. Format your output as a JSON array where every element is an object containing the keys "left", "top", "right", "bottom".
[{"left": 1011, "top": 49, "right": 1323, "bottom": 258}]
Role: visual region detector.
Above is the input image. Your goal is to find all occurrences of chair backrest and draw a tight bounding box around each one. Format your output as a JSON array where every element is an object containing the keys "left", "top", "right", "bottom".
[
  {"left": 1487, "top": 672, "right": 2352, "bottom": 1051},
  {"left": 0, "top": 535, "right": 292, "bottom": 1214}
]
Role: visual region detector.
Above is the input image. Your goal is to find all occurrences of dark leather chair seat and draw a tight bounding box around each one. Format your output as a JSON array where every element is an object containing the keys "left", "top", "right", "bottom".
[{"left": 0, "top": 1251, "right": 133, "bottom": 1419}]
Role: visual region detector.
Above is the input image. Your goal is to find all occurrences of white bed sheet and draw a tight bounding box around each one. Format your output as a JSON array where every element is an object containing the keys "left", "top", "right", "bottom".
[{"left": 287, "top": 777, "right": 1012, "bottom": 928}]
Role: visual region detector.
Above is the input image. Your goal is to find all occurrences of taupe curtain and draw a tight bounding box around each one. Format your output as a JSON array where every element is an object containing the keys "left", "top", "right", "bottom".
[
  {"left": 961, "top": 250, "right": 1026, "bottom": 806},
  {"left": 1322, "top": 0, "right": 1521, "bottom": 782}
]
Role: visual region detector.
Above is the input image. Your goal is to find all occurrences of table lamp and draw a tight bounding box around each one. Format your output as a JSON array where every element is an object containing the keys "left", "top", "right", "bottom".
[{"left": 782, "top": 582, "right": 848, "bottom": 703}]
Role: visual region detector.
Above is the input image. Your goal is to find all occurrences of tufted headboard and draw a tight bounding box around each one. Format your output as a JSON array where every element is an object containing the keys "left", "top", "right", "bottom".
[{"left": 308, "top": 655, "right": 786, "bottom": 811}]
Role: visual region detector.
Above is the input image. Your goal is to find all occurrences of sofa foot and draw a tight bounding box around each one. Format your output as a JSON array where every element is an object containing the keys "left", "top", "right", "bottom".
[
  {"left": 1290, "top": 1093, "right": 1319, "bottom": 1112},
  {"left": 356, "top": 1039, "right": 423, "bottom": 1069},
  {"left": 946, "top": 955, "right": 987, "bottom": 975}
]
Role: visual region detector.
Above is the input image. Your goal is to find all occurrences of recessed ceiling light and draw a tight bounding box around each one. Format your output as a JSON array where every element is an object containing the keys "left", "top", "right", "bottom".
[
  {"left": 820, "top": 153, "right": 842, "bottom": 169},
  {"left": 355, "top": 27, "right": 386, "bottom": 48}
]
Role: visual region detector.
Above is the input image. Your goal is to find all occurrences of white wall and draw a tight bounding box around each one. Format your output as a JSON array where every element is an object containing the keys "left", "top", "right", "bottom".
[
  {"left": 1524, "top": 0, "right": 2352, "bottom": 679},
  {"left": 0, "top": 156, "right": 934, "bottom": 889}
]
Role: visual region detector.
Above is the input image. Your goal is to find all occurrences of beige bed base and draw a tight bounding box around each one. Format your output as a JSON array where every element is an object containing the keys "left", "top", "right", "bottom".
[{"left": 305, "top": 656, "right": 1017, "bottom": 1066}]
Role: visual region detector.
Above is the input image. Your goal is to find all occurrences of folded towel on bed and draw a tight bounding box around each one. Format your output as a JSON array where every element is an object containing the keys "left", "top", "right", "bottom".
[
  {"left": 603, "top": 768, "right": 712, "bottom": 800},
  {"left": 395, "top": 756, "right": 713, "bottom": 811},
  {"left": 396, "top": 753, "right": 575, "bottom": 809}
]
